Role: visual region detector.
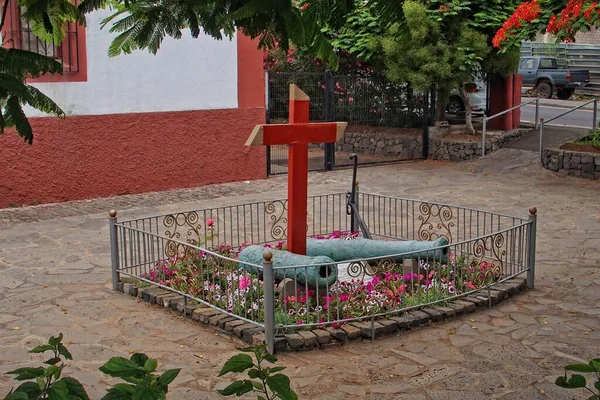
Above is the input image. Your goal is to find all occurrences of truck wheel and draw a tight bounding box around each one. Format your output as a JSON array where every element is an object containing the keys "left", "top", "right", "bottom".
[
  {"left": 537, "top": 82, "right": 553, "bottom": 99},
  {"left": 557, "top": 88, "right": 574, "bottom": 100}
]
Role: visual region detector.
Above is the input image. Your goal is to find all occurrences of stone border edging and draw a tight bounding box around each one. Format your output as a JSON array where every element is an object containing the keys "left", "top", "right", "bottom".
[
  {"left": 116, "top": 277, "right": 527, "bottom": 353},
  {"left": 542, "top": 147, "right": 600, "bottom": 180}
]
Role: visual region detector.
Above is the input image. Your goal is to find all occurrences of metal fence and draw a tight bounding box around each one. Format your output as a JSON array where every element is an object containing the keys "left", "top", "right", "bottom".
[
  {"left": 266, "top": 72, "right": 434, "bottom": 175},
  {"left": 109, "top": 191, "right": 536, "bottom": 353}
]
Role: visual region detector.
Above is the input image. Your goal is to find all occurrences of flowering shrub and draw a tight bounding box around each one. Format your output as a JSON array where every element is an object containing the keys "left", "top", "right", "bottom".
[
  {"left": 492, "top": 1, "right": 541, "bottom": 48},
  {"left": 494, "top": 0, "right": 600, "bottom": 49},
  {"left": 140, "top": 226, "right": 503, "bottom": 330}
]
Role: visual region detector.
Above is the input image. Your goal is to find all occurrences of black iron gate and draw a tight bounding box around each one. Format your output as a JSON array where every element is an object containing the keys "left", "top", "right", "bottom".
[{"left": 266, "top": 71, "right": 435, "bottom": 175}]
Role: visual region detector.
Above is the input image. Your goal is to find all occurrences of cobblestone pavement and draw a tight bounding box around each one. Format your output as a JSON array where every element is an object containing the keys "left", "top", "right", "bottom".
[{"left": 1, "top": 148, "right": 599, "bottom": 399}]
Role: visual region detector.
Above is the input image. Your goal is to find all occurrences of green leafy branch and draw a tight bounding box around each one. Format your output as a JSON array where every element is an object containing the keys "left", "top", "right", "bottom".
[
  {"left": 555, "top": 358, "right": 600, "bottom": 400},
  {"left": 3, "top": 333, "right": 181, "bottom": 400},
  {"left": 217, "top": 345, "right": 298, "bottom": 400}
]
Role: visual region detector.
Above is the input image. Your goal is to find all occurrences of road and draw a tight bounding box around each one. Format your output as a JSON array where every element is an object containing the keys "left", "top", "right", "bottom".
[{"left": 520, "top": 102, "right": 598, "bottom": 129}]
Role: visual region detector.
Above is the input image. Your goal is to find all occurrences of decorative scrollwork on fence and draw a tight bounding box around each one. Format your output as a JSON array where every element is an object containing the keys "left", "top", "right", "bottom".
[
  {"left": 345, "top": 258, "right": 399, "bottom": 281},
  {"left": 417, "top": 203, "right": 455, "bottom": 243},
  {"left": 471, "top": 233, "right": 506, "bottom": 285},
  {"left": 265, "top": 200, "right": 288, "bottom": 241},
  {"left": 163, "top": 212, "right": 203, "bottom": 258}
]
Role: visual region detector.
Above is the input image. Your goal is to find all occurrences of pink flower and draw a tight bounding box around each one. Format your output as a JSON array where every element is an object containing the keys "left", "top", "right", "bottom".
[
  {"left": 296, "top": 320, "right": 303, "bottom": 325},
  {"left": 239, "top": 276, "right": 252, "bottom": 290},
  {"left": 206, "top": 218, "right": 215, "bottom": 227},
  {"left": 466, "top": 282, "right": 476, "bottom": 290},
  {"left": 348, "top": 97, "right": 354, "bottom": 103}
]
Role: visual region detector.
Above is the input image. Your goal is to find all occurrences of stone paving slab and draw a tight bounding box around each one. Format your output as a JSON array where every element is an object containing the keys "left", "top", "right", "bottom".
[{"left": 1, "top": 148, "right": 599, "bottom": 399}]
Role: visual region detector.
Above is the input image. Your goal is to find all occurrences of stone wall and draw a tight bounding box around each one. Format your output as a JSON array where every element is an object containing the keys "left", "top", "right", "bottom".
[
  {"left": 542, "top": 148, "right": 600, "bottom": 180},
  {"left": 336, "top": 130, "right": 423, "bottom": 160},
  {"left": 336, "top": 129, "right": 526, "bottom": 162},
  {"left": 429, "top": 130, "right": 525, "bottom": 162}
]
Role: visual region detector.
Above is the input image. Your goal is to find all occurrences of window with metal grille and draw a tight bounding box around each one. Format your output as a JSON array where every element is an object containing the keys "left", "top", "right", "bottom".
[{"left": 2, "top": 0, "right": 81, "bottom": 73}]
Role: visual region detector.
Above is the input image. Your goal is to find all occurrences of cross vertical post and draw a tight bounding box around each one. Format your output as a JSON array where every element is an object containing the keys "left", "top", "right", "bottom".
[
  {"left": 287, "top": 86, "right": 310, "bottom": 255},
  {"left": 245, "top": 84, "right": 347, "bottom": 255}
]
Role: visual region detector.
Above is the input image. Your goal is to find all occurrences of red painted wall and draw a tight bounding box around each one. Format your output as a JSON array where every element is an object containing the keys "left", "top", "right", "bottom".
[
  {"left": 0, "top": 108, "right": 265, "bottom": 207},
  {"left": 0, "top": 32, "right": 266, "bottom": 208},
  {"left": 489, "top": 74, "right": 522, "bottom": 131}
]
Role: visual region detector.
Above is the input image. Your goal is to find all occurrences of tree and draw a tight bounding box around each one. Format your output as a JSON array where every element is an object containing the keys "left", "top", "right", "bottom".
[
  {"left": 376, "top": 0, "right": 489, "bottom": 134},
  {"left": 493, "top": 0, "right": 600, "bottom": 50},
  {"left": 0, "top": 0, "right": 68, "bottom": 143}
]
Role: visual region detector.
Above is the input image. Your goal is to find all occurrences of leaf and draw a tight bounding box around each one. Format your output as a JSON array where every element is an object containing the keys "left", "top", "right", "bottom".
[
  {"left": 252, "top": 381, "right": 264, "bottom": 391},
  {"left": 157, "top": 369, "right": 181, "bottom": 386},
  {"left": 3, "top": 393, "right": 29, "bottom": 400},
  {"left": 556, "top": 374, "right": 587, "bottom": 389},
  {"left": 143, "top": 358, "right": 158, "bottom": 373},
  {"left": 263, "top": 353, "right": 278, "bottom": 363},
  {"left": 62, "top": 377, "right": 90, "bottom": 400},
  {"left": 247, "top": 368, "right": 261, "bottom": 379},
  {"left": 45, "top": 357, "right": 62, "bottom": 365},
  {"left": 132, "top": 385, "right": 166, "bottom": 400},
  {"left": 57, "top": 344, "right": 73, "bottom": 360},
  {"left": 110, "top": 383, "right": 136, "bottom": 394},
  {"left": 99, "top": 357, "right": 144, "bottom": 379},
  {"left": 49, "top": 333, "right": 64, "bottom": 346},
  {"left": 218, "top": 354, "right": 254, "bottom": 376},
  {"left": 29, "top": 344, "right": 54, "bottom": 354},
  {"left": 565, "top": 364, "right": 597, "bottom": 373},
  {"left": 6, "top": 367, "right": 46, "bottom": 381},
  {"left": 100, "top": 388, "right": 131, "bottom": 400},
  {"left": 13, "top": 381, "right": 43, "bottom": 398},
  {"left": 268, "top": 366, "right": 286, "bottom": 373},
  {"left": 47, "top": 379, "right": 69, "bottom": 400},
  {"left": 130, "top": 353, "right": 149, "bottom": 368},
  {"left": 266, "top": 374, "right": 298, "bottom": 400},
  {"left": 216, "top": 380, "right": 254, "bottom": 396},
  {"left": 590, "top": 359, "right": 600, "bottom": 372}
]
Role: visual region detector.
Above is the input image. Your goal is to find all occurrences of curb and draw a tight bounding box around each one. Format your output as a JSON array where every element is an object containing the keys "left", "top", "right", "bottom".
[{"left": 117, "top": 277, "right": 528, "bottom": 353}]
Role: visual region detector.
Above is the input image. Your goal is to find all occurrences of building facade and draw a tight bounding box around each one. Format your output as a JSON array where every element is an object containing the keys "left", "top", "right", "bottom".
[{"left": 1, "top": 7, "right": 266, "bottom": 208}]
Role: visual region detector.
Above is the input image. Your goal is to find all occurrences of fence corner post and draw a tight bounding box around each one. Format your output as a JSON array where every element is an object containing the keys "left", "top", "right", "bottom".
[
  {"left": 109, "top": 209, "right": 120, "bottom": 291},
  {"left": 593, "top": 99, "right": 598, "bottom": 130},
  {"left": 527, "top": 207, "right": 537, "bottom": 289},
  {"left": 535, "top": 98, "right": 540, "bottom": 129},
  {"left": 262, "top": 250, "right": 275, "bottom": 354},
  {"left": 539, "top": 118, "right": 544, "bottom": 164},
  {"left": 482, "top": 118, "right": 487, "bottom": 157}
]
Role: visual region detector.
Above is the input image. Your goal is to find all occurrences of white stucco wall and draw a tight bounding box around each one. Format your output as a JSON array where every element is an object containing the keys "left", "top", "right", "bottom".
[{"left": 24, "top": 10, "right": 239, "bottom": 117}]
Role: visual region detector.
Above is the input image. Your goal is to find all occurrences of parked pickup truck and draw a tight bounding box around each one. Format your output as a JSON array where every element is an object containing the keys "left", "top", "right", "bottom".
[{"left": 518, "top": 56, "right": 590, "bottom": 100}]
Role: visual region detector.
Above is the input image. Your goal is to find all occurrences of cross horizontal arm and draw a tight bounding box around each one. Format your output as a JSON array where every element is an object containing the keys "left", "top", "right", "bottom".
[{"left": 245, "top": 122, "right": 347, "bottom": 146}]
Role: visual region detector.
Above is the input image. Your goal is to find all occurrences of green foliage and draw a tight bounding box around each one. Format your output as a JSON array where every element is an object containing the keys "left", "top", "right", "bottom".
[
  {"left": 218, "top": 345, "right": 297, "bottom": 400},
  {"left": 80, "top": 0, "right": 357, "bottom": 69},
  {"left": 577, "top": 127, "right": 600, "bottom": 149},
  {"left": 4, "top": 333, "right": 90, "bottom": 400},
  {"left": 555, "top": 358, "right": 600, "bottom": 399},
  {"left": 0, "top": 47, "right": 66, "bottom": 144},
  {"left": 377, "top": 1, "right": 489, "bottom": 91},
  {"left": 3, "top": 333, "right": 180, "bottom": 400}
]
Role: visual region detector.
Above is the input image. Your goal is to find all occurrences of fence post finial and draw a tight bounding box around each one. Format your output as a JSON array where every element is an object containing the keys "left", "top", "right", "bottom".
[
  {"left": 527, "top": 207, "right": 537, "bottom": 289},
  {"left": 109, "top": 209, "right": 120, "bottom": 291}
]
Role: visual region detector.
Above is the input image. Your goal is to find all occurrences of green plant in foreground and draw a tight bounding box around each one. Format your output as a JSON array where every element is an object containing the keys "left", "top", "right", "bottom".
[
  {"left": 3, "top": 333, "right": 180, "bottom": 400},
  {"left": 555, "top": 358, "right": 600, "bottom": 399},
  {"left": 217, "top": 345, "right": 297, "bottom": 400},
  {"left": 4, "top": 333, "right": 88, "bottom": 400}
]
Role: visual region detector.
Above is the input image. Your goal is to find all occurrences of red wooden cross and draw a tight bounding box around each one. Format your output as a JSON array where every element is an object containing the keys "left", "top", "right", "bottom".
[{"left": 245, "top": 84, "right": 347, "bottom": 255}]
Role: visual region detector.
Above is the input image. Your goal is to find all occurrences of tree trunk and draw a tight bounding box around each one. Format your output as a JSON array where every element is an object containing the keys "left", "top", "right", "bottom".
[
  {"left": 459, "top": 86, "right": 476, "bottom": 135},
  {"left": 435, "top": 86, "right": 451, "bottom": 122}
]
